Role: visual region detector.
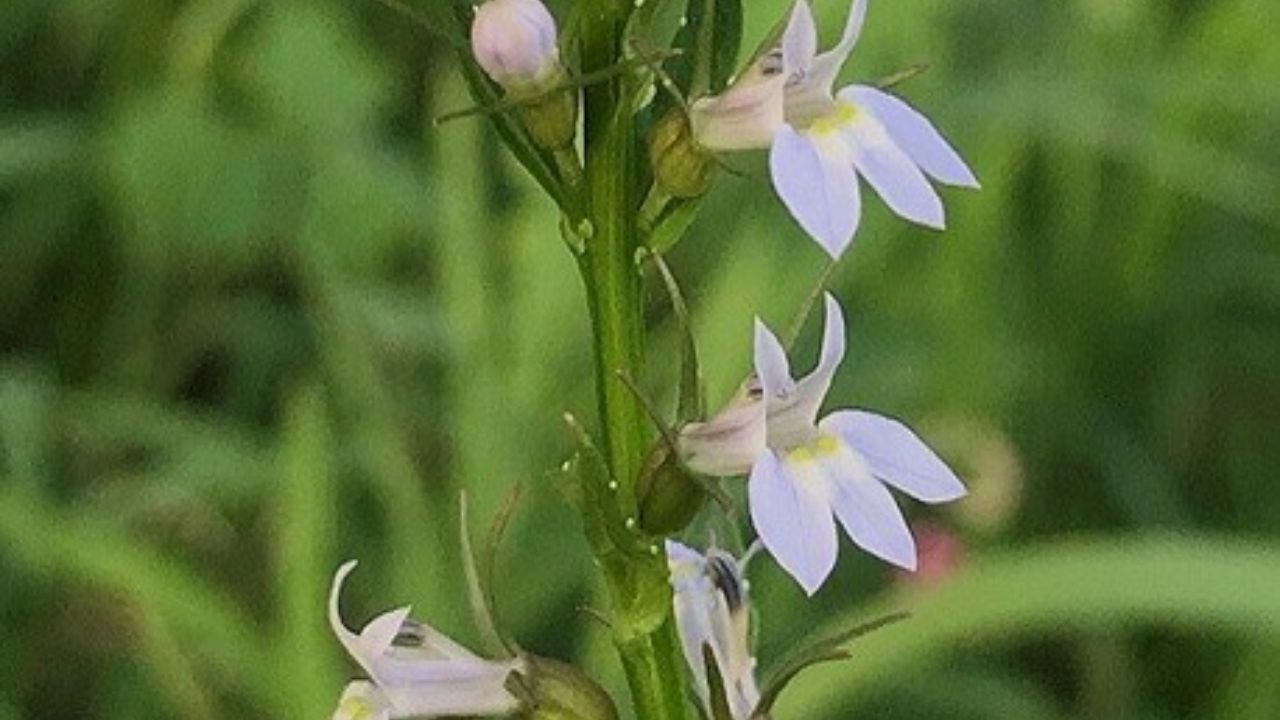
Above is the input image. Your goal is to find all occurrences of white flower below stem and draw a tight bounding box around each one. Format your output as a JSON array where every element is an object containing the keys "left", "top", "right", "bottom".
[
  {"left": 667, "top": 541, "right": 761, "bottom": 720},
  {"left": 692, "top": 0, "right": 979, "bottom": 259},
  {"left": 470, "top": 0, "right": 563, "bottom": 92},
  {"left": 328, "top": 561, "right": 525, "bottom": 719},
  {"left": 684, "top": 295, "right": 968, "bottom": 595}
]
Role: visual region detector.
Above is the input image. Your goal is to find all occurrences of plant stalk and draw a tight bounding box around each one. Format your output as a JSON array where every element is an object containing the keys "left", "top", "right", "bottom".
[{"left": 577, "top": 2, "right": 691, "bottom": 720}]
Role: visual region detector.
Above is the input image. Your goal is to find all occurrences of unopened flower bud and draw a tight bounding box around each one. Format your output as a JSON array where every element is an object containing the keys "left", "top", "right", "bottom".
[
  {"left": 470, "top": 0, "right": 577, "bottom": 150},
  {"left": 512, "top": 656, "right": 619, "bottom": 720},
  {"left": 649, "top": 109, "right": 716, "bottom": 199},
  {"left": 471, "top": 0, "right": 562, "bottom": 91},
  {"left": 637, "top": 440, "right": 706, "bottom": 534}
]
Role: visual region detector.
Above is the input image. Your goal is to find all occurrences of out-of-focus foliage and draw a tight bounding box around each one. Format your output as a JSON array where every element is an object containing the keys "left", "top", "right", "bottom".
[{"left": 0, "top": 0, "right": 1278, "bottom": 718}]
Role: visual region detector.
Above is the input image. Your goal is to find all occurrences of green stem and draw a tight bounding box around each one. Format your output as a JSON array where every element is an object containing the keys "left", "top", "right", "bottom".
[{"left": 577, "top": 3, "right": 692, "bottom": 720}]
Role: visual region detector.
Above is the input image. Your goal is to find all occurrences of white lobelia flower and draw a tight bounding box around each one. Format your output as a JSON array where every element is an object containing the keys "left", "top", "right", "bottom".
[
  {"left": 682, "top": 295, "right": 967, "bottom": 595},
  {"left": 667, "top": 541, "right": 760, "bottom": 720},
  {"left": 328, "top": 561, "right": 525, "bottom": 719},
  {"left": 693, "top": 0, "right": 978, "bottom": 259},
  {"left": 776, "top": 0, "right": 979, "bottom": 257}
]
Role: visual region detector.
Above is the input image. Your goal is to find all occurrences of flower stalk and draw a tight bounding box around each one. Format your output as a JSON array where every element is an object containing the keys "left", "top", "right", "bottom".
[{"left": 576, "top": 2, "right": 692, "bottom": 720}]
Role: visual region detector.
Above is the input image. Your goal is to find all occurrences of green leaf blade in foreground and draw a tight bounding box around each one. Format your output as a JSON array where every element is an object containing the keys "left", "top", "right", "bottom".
[{"left": 774, "top": 536, "right": 1280, "bottom": 717}]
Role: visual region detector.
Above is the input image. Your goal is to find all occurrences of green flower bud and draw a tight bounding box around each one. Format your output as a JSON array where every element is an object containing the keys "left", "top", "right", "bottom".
[
  {"left": 517, "top": 85, "right": 577, "bottom": 151},
  {"left": 637, "top": 440, "right": 706, "bottom": 535},
  {"left": 510, "top": 656, "right": 619, "bottom": 720},
  {"left": 648, "top": 109, "right": 716, "bottom": 199}
]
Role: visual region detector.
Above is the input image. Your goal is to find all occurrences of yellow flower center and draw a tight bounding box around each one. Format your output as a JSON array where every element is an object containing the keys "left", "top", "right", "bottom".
[
  {"left": 337, "top": 697, "right": 379, "bottom": 720},
  {"left": 785, "top": 433, "right": 842, "bottom": 464},
  {"left": 808, "top": 102, "right": 859, "bottom": 135}
]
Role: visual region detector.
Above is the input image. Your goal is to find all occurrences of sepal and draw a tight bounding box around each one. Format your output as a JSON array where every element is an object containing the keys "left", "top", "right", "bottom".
[
  {"left": 637, "top": 441, "right": 709, "bottom": 534},
  {"left": 649, "top": 109, "right": 716, "bottom": 199},
  {"left": 750, "top": 612, "right": 909, "bottom": 718},
  {"left": 458, "top": 490, "right": 522, "bottom": 657},
  {"left": 553, "top": 414, "right": 647, "bottom": 559}
]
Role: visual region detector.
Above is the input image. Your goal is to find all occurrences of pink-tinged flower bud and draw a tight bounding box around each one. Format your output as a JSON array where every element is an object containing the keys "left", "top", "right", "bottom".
[
  {"left": 470, "top": 0, "right": 562, "bottom": 92},
  {"left": 470, "top": 0, "right": 576, "bottom": 150}
]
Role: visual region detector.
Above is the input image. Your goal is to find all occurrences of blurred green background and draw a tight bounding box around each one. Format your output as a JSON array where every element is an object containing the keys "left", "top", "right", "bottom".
[{"left": 2, "top": 0, "right": 1279, "bottom": 718}]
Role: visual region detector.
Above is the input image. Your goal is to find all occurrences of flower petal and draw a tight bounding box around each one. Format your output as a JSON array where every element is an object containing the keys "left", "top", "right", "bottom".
[
  {"left": 666, "top": 540, "right": 719, "bottom": 700},
  {"left": 817, "top": 436, "right": 918, "bottom": 570},
  {"left": 679, "top": 393, "right": 766, "bottom": 477},
  {"left": 781, "top": 0, "right": 818, "bottom": 77},
  {"left": 330, "top": 561, "right": 381, "bottom": 679},
  {"left": 753, "top": 317, "right": 795, "bottom": 398},
  {"left": 689, "top": 67, "right": 787, "bottom": 151},
  {"left": 749, "top": 450, "right": 838, "bottom": 595},
  {"left": 360, "top": 607, "right": 413, "bottom": 659},
  {"left": 808, "top": 0, "right": 868, "bottom": 92},
  {"left": 842, "top": 85, "right": 978, "bottom": 188},
  {"left": 839, "top": 104, "right": 944, "bottom": 229},
  {"left": 822, "top": 410, "right": 967, "bottom": 502},
  {"left": 769, "top": 125, "right": 861, "bottom": 258},
  {"left": 381, "top": 661, "right": 524, "bottom": 718},
  {"left": 792, "top": 292, "right": 846, "bottom": 403},
  {"left": 667, "top": 541, "right": 759, "bottom": 720},
  {"left": 765, "top": 293, "right": 846, "bottom": 448}
]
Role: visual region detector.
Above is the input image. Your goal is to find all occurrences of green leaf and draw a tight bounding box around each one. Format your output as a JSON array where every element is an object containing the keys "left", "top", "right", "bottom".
[
  {"left": 645, "top": 195, "right": 705, "bottom": 261},
  {"left": 688, "top": 0, "right": 744, "bottom": 97},
  {"left": 274, "top": 382, "right": 338, "bottom": 719},
  {"left": 647, "top": 251, "right": 705, "bottom": 422},
  {"left": 626, "top": 0, "right": 687, "bottom": 52},
  {"left": 484, "top": 483, "right": 525, "bottom": 624},
  {"left": 459, "top": 492, "right": 513, "bottom": 657},
  {"left": 773, "top": 536, "right": 1280, "bottom": 717},
  {"left": 663, "top": 0, "right": 743, "bottom": 102},
  {"left": 557, "top": 414, "right": 638, "bottom": 560},
  {"left": 752, "top": 613, "right": 909, "bottom": 718},
  {"left": 0, "top": 490, "right": 271, "bottom": 707}
]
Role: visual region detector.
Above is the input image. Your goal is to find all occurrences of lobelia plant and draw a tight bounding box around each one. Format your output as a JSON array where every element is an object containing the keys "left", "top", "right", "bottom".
[{"left": 329, "top": 0, "right": 977, "bottom": 719}]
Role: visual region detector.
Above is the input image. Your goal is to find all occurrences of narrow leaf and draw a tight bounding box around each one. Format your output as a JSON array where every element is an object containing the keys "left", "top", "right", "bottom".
[
  {"left": 645, "top": 196, "right": 705, "bottom": 255},
  {"left": 484, "top": 482, "right": 525, "bottom": 642},
  {"left": 682, "top": 0, "right": 744, "bottom": 98},
  {"left": 647, "top": 251, "right": 705, "bottom": 421},
  {"left": 559, "top": 414, "right": 640, "bottom": 557},
  {"left": 458, "top": 492, "right": 512, "bottom": 656},
  {"left": 753, "top": 612, "right": 910, "bottom": 717}
]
